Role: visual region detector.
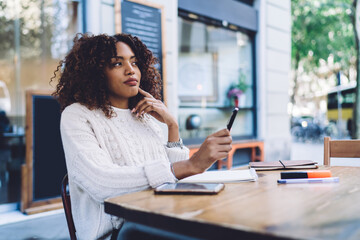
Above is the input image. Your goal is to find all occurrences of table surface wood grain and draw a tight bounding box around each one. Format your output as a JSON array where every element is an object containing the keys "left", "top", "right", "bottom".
[{"left": 104, "top": 166, "right": 360, "bottom": 240}]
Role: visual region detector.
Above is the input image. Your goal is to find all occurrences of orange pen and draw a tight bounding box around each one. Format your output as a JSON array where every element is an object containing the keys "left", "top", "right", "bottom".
[{"left": 281, "top": 170, "right": 332, "bottom": 179}]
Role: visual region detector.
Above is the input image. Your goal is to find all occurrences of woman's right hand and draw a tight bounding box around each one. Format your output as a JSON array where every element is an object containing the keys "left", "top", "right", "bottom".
[{"left": 189, "top": 128, "right": 232, "bottom": 174}]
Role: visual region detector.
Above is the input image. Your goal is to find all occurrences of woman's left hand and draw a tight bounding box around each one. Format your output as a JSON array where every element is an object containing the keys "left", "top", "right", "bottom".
[{"left": 132, "top": 88, "right": 177, "bottom": 127}]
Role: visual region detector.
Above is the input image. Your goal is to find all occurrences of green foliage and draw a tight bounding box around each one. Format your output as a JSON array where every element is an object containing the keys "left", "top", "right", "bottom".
[
  {"left": 0, "top": 0, "right": 66, "bottom": 59},
  {"left": 228, "top": 70, "right": 249, "bottom": 96},
  {"left": 292, "top": 0, "right": 360, "bottom": 138},
  {"left": 227, "top": 70, "right": 249, "bottom": 100},
  {"left": 236, "top": 70, "right": 249, "bottom": 93},
  {"left": 292, "top": 0, "right": 356, "bottom": 72}
]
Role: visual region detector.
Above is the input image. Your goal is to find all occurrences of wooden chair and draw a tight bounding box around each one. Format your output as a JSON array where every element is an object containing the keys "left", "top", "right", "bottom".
[
  {"left": 61, "top": 174, "right": 77, "bottom": 240},
  {"left": 323, "top": 137, "right": 360, "bottom": 165}
]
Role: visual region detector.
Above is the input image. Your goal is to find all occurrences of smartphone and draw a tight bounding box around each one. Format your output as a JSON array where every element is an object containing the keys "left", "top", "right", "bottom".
[
  {"left": 227, "top": 108, "right": 239, "bottom": 130},
  {"left": 154, "top": 182, "right": 225, "bottom": 195}
]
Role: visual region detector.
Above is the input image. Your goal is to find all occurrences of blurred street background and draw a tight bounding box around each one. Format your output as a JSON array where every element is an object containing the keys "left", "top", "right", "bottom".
[{"left": 1, "top": 0, "right": 360, "bottom": 239}]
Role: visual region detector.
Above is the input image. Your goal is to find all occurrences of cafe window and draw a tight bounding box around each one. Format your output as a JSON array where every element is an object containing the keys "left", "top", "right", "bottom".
[
  {"left": 0, "top": 0, "right": 83, "bottom": 208},
  {"left": 178, "top": 13, "right": 256, "bottom": 144}
]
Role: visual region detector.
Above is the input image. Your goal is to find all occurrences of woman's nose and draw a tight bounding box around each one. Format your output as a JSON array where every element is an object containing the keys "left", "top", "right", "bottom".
[{"left": 125, "top": 63, "right": 135, "bottom": 75}]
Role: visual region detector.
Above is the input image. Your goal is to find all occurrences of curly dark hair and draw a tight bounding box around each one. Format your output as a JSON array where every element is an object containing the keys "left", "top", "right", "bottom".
[{"left": 51, "top": 33, "right": 162, "bottom": 118}]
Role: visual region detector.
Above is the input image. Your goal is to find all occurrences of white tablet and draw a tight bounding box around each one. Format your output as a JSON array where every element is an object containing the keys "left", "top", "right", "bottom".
[{"left": 154, "top": 182, "right": 225, "bottom": 195}]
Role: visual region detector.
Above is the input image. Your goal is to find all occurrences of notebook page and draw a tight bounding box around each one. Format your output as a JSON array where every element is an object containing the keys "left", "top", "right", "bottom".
[{"left": 179, "top": 168, "right": 258, "bottom": 183}]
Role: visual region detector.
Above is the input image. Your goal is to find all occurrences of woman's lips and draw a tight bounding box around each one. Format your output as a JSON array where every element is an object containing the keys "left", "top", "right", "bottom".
[{"left": 124, "top": 78, "right": 138, "bottom": 86}]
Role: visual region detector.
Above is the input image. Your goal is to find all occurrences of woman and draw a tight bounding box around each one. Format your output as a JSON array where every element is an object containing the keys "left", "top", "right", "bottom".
[{"left": 52, "top": 33, "right": 232, "bottom": 240}]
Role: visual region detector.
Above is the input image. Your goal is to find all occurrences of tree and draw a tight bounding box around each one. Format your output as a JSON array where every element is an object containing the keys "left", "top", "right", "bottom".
[
  {"left": 0, "top": 0, "right": 77, "bottom": 116},
  {"left": 291, "top": 0, "right": 359, "bottom": 138}
]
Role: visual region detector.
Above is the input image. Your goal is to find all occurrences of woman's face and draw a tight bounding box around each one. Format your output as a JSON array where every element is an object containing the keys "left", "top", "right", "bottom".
[{"left": 105, "top": 41, "right": 141, "bottom": 109}]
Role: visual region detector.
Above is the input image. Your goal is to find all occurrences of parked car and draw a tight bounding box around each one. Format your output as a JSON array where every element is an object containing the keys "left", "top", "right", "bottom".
[{"left": 291, "top": 116, "right": 337, "bottom": 143}]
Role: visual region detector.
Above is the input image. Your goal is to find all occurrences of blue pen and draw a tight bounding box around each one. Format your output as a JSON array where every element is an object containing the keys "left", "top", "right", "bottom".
[{"left": 277, "top": 177, "right": 339, "bottom": 184}]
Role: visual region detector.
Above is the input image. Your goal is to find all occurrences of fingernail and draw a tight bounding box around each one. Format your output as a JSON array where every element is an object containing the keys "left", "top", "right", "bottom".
[
  {"left": 131, "top": 108, "right": 135, "bottom": 113},
  {"left": 140, "top": 111, "right": 144, "bottom": 115}
]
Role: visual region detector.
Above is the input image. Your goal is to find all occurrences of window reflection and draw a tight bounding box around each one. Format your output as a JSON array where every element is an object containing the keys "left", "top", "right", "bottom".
[
  {"left": 0, "top": 0, "right": 81, "bottom": 205},
  {"left": 178, "top": 17, "right": 255, "bottom": 143}
]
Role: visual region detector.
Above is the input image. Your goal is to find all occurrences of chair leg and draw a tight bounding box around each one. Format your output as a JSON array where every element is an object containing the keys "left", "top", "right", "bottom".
[
  {"left": 227, "top": 154, "right": 232, "bottom": 169},
  {"left": 324, "top": 137, "right": 331, "bottom": 166},
  {"left": 226, "top": 149, "right": 236, "bottom": 169},
  {"left": 217, "top": 159, "right": 223, "bottom": 170},
  {"left": 251, "top": 147, "right": 256, "bottom": 162},
  {"left": 260, "top": 144, "right": 264, "bottom": 162}
]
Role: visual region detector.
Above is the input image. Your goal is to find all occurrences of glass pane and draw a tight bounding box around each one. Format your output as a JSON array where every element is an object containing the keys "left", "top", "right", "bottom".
[
  {"left": 0, "top": 0, "right": 81, "bottom": 205},
  {"left": 178, "top": 17, "right": 254, "bottom": 142},
  {"left": 179, "top": 108, "right": 254, "bottom": 141}
]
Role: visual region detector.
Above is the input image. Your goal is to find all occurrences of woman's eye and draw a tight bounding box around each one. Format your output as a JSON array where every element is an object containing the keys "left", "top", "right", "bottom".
[
  {"left": 113, "top": 62, "right": 122, "bottom": 67},
  {"left": 131, "top": 62, "right": 138, "bottom": 66}
]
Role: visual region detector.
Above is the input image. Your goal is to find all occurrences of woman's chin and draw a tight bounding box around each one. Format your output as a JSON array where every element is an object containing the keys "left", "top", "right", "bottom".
[{"left": 130, "top": 90, "right": 139, "bottom": 97}]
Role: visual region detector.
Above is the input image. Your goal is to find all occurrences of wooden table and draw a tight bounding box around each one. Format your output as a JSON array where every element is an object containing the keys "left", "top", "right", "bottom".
[{"left": 104, "top": 166, "right": 360, "bottom": 240}]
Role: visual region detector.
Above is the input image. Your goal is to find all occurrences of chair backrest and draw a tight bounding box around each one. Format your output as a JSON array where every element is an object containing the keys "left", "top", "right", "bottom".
[
  {"left": 61, "top": 174, "right": 77, "bottom": 240},
  {"left": 323, "top": 137, "right": 360, "bottom": 165}
]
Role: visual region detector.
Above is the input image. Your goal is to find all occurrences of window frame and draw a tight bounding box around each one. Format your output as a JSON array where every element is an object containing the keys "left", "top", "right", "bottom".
[{"left": 178, "top": 8, "right": 258, "bottom": 144}]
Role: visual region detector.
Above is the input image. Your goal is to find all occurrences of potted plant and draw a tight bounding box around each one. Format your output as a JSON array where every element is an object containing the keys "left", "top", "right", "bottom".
[{"left": 227, "top": 70, "right": 249, "bottom": 107}]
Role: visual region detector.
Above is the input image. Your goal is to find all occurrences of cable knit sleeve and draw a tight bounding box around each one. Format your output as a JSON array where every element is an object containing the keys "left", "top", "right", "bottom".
[
  {"left": 165, "top": 146, "right": 190, "bottom": 164},
  {"left": 147, "top": 116, "right": 190, "bottom": 164},
  {"left": 60, "top": 105, "right": 175, "bottom": 203}
]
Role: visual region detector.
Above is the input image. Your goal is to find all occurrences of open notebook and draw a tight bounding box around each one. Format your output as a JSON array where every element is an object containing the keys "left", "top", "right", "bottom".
[{"left": 179, "top": 168, "right": 258, "bottom": 183}]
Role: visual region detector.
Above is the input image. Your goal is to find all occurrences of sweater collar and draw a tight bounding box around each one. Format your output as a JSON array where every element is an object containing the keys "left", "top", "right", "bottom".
[{"left": 111, "top": 106, "right": 131, "bottom": 113}]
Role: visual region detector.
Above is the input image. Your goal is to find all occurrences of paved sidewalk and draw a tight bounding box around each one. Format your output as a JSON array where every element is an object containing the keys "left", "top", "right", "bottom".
[{"left": 0, "top": 210, "right": 68, "bottom": 240}]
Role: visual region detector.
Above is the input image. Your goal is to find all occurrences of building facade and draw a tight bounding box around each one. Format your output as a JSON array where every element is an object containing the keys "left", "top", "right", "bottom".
[
  {"left": 88, "top": 0, "right": 292, "bottom": 161},
  {"left": 0, "top": 0, "right": 291, "bottom": 210}
]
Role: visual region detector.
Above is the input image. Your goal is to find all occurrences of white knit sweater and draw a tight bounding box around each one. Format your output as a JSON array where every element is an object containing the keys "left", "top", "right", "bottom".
[{"left": 60, "top": 103, "right": 189, "bottom": 240}]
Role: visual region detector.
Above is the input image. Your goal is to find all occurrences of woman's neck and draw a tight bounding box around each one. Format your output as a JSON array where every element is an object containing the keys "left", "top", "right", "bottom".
[{"left": 109, "top": 97, "right": 128, "bottom": 109}]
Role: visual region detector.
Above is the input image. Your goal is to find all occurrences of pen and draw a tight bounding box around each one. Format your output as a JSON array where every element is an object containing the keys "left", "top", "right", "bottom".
[
  {"left": 227, "top": 108, "right": 239, "bottom": 131},
  {"left": 277, "top": 177, "right": 339, "bottom": 184}
]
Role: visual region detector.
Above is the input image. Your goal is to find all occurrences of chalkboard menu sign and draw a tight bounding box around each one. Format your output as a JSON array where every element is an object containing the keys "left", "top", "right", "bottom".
[
  {"left": 116, "top": 0, "right": 167, "bottom": 102},
  {"left": 33, "top": 95, "right": 66, "bottom": 200},
  {"left": 21, "top": 90, "right": 64, "bottom": 214}
]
